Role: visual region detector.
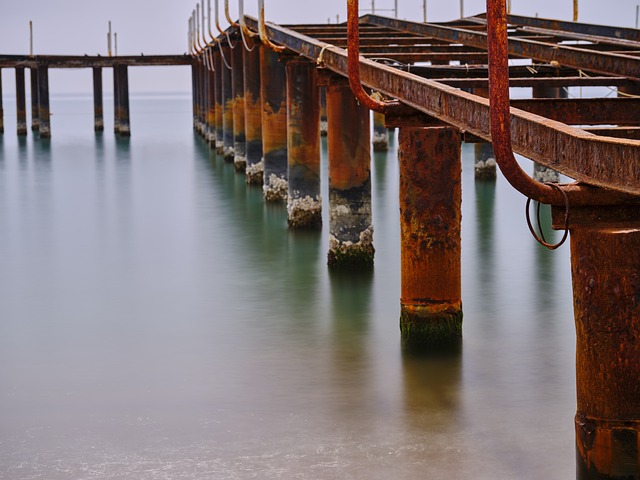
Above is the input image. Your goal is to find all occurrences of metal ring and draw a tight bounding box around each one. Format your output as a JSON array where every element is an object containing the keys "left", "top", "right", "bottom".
[{"left": 525, "top": 183, "right": 570, "bottom": 250}]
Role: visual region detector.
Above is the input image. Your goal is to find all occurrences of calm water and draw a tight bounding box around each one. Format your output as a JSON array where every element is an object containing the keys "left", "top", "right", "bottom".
[{"left": 0, "top": 93, "right": 576, "bottom": 479}]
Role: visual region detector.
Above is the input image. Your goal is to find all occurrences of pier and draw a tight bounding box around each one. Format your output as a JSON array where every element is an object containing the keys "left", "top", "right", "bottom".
[{"left": 2, "top": 0, "right": 640, "bottom": 477}]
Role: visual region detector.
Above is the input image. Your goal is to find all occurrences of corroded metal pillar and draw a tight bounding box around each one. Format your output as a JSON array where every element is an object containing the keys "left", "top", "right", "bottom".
[
  {"left": 198, "top": 61, "right": 207, "bottom": 138},
  {"left": 191, "top": 62, "right": 199, "bottom": 131},
  {"left": 473, "top": 86, "right": 496, "bottom": 179},
  {"left": 286, "top": 58, "right": 322, "bottom": 229},
  {"left": 15, "top": 67, "right": 27, "bottom": 136},
  {"left": 371, "top": 91, "right": 388, "bottom": 152},
  {"left": 116, "top": 65, "right": 131, "bottom": 136},
  {"left": 221, "top": 45, "right": 235, "bottom": 161},
  {"left": 0, "top": 68, "right": 4, "bottom": 134},
  {"left": 113, "top": 65, "right": 121, "bottom": 134},
  {"left": 37, "top": 65, "right": 51, "bottom": 138},
  {"left": 399, "top": 126, "right": 462, "bottom": 351},
  {"left": 93, "top": 67, "right": 104, "bottom": 132},
  {"left": 244, "top": 41, "right": 263, "bottom": 185},
  {"left": 214, "top": 50, "right": 224, "bottom": 153},
  {"left": 29, "top": 67, "right": 39, "bottom": 132},
  {"left": 319, "top": 86, "right": 328, "bottom": 137},
  {"left": 232, "top": 42, "right": 247, "bottom": 171},
  {"left": 552, "top": 207, "right": 640, "bottom": 479},
  {"left": 532, "top": 85, "right": 562, "bottom": 182},
  {"left": 260, "top": 47, "right": 288, "bottom": 202},
  {"left": 326, "top": 77, "right": 373, "bottom": 269},
  {"left": 207, "top": 58, "right": 216, "bottom": 145}
]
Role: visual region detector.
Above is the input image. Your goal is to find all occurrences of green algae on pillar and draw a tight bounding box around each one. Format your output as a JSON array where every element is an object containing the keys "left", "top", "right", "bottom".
[
  {"left": 326, "top": 78, "right": 373, "bottom": 269},
  {"left": 286, "top": 58, "right": 322, "bottom": 229},
  {"left": 260, "top": 47, "right": 288, "bottom": 202},
  {"left": 399, "top": 126, "right": 462, "bottom": 352},
  {"left": 244, "top": 41, "right": 264, "bottom": 185}
]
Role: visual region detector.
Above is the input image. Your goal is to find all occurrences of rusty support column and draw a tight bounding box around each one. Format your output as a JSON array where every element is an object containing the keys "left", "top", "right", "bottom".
[
  {"left": 472, "top": 86, "right": 496, "bottom": 179},
  {"left": 244, "top": 41, "right": 264, "bottom": 185},
  {"left": 93, "top": 67, "right": 104, "bottom": 132},
  {"left": 319, "top": 86, "right": 328, "bottom": 137},
  {"left": 553, "top": 207, "right": 640, "bottom": 479},
  {"left": 371, "top": 91, "right": 388, "bottom": 152},
  {"left": 198, "top": 62, "right": 206, "bottom": 138},
  {"left": 207, "top": 61, "right": 216, "bottom": 145},
  {"left": 286, "top": 58, "right": 322, "bottom": 229},
  {"left": 117, "top": 65, "right": 130, "bottom": 137},
  {"left": 214, "top": 50, "right": 224, "bottom": 154},
  {"left": 191, "top": 62, "right": 199, "bottom": 131},
  {"left": 221, "top": 45, "right": 235, "bottom": 161},
  {"left": 113, "top": 65, "right": 121, "bottom": 134},
  {"left": 15, "top": 67, "right": 27, "bottom": 136},
  {"left": 29, "top": 67, "right": 39, "bottom": 132},
  {"left": 399, "top": 126, "right": 462, "bottom": 351},
  {"left": 0, "top": 68, "right": 4, "bottom": 134},
  {"left": 532, "top": 85, "right": 562, "bottom": 182},
  {"left": 37, "top": 65, "right": 50, "bottom": 139},
  {"left": 326, "top": 77, "right": 373, "bottom": 269},
  {"left": 232, "top": 42, "right": 247, "bottom": 171},
  {"left": 260, "top": 47, "right": 288, "bottom": 202}
]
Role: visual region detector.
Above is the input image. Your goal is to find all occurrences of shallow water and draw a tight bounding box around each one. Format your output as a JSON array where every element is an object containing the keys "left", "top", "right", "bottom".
[{"left": 0, "top": 93, "right": 576, "bottom": 479}]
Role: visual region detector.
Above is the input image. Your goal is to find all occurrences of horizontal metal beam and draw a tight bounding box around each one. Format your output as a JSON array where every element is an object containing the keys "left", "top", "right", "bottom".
[
  {"left": 511, "top": 98, "right": 640, "bottom": 125},
  {"left": 0, "top": 55, "right": 192, "bottom": 69},
  {"left": 431, "top": 76, "right": 630, "bottom": 89},
  {"left": 243, "top": 15, "right": 640, "bottom": 195},
  {"left": 362, "top": 15, "right": 640, "bottom": 79}
]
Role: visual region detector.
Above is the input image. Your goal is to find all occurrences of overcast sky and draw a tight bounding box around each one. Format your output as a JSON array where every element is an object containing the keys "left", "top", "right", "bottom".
[{"left": 0, "top": 0, "right": 636, "bottom": 94}]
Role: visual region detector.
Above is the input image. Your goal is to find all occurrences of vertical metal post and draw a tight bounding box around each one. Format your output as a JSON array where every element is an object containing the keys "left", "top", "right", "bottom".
[
  {"left": 424, "top": 0, "right": 428, "bottom": 22},
  {"left": 191, "top": 62, "right": 198, "bottom": 130},
  {"left": 29, "top": 67, "right": 39, "bottom": 132},
  {"left": 326, "top": 77, "right": 373, "bottom": 269},
  {"left": 118, "top": 65, "right": 130, "bottom": 136},
  {"left": 371, "top": 0, "right": 375, "bottom": 14},
  {"left": 636, "top": 5, "right": 639, "bottom": 29},
  {"left": 113, "top": 64, "right": 121, "bottom": 134},
  {"left": 286, "top": 58, "right": 322, "bottom": 229},
  {"left": 399, "top": 126, "right": 462, "bottom": 352},
  {"left": 532, "top": 85, "right": 562, "bottom": 182},
  {"left": 394, "top": 0, "right": 398, "bottom": 18},
  {"left": 15, "top": 67, "right": 27, "bottom": 136},
  {"left": 460, "top": 0, "right": 464, "bottom": 18},
  {"left": 214, "top": 49, "right": 224, "bottom": 154},
  {"left": 319, "top": 87, "right": 328, "bottom": 136},
  {"left": 37, "top": 65, "right": 50, "bottom": 139},
  {"left": 108, "top": 21, "right": 112, "bottom": 57},
  {"left": 244, "top": 41, "right": 264, "bottom": 185},
  {"left": 200, "top": 61, "right": 208, "bottom": 137},
  {"left": 259, "top": 47, "right": 288, "bottom": 202},
  {"left": 372, "top": 94, "right": 388, "bottom": 152},
  {"left": 473, "top": 86, "right": 496, "bottom": 179},
  {"left": 552, "top": 207, "right": 640, "bottom": 480},
  {"left": 0, "top": 68, "right": 4, "bottom": 134},
  {"left": 221, "top": 45, "right": 235, "bottom": 161},
  {"left": 207, "top": 59, "right": 217, "bottom": 145},
  {"left": 93, "top": 67, "right": 104, "bottom": 132},
  {"left": 232, "top": 42, "right": 247, "bottom": 171},
  {"left": 29, "top": 21, "right": 33, "bottom": 57},
  {"left": 115, "top": 33, "right": 118, "bottom": 56}
]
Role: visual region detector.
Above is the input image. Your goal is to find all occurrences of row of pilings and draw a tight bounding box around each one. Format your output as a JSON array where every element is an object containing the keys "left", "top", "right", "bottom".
[
  {"left": 192, "top": 34, "right": 462, "bottom": 352},
  {"left": 0, "top": 64, "right": 132, "bottom": 138}
]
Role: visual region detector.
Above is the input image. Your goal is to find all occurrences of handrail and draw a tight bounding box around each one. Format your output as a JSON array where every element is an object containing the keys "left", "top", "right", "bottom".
[
  {"left": 258, "top": 0, "right": 284, "bottom": 52},
  {"left": 346, "top": 0, "right": 403, "bottom": 114},
  {"left": 239, "top": 0, "right": 258, "bottom": 39},
  {"left": 225, "top": 0, "right": 239, "bottom": 27}
]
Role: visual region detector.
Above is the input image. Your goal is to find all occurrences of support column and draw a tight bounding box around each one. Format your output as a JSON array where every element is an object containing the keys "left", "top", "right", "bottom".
[
  {"left": 207, "top": 58, "right": 216, "bottom": 145},
  {"left": 232, "top": 42, "right": 247, "bottom": 171},
  {"left": 319, "top": 86, "right": 328, "bottom": 137},
  {"left": 0, "top": 68, "right": 3, "bottom": 134},
  {"left": 15, "top": 67, "right": 27, "bottom": 136},
  {"left": 117, "top": 65, "right": 130, "bottom": 136},
  {"left": 399, "top": 126, "right": 462, "bottom": 352},
  {"left": 214, "top": 49, "right": 224, "bottom": 154},
  {"left": 113, "top": 65, "right": 121, "bottom": 134},
  {"left": 326, "top": 77, "right": 373, "bottom": 269},
  {"left": 244, "top": 41, "right": 263, "bottom": 185},
  {"left": 221, "top": 45, "right": 235, "bottom": 161},
  {"left": 532, "top": 85, "right": 562, "bottom": 182},
  {"left": 286, "top": 58, "right": 322, "bottom": 229},
  {"left": 473, "top": 86, "right": 497, "bottom": 179},
  {"left": 93, "top": 67, "right": 104, "bottom": 132},
  {"left": 260, "top": 47, "right": 288, "bottom": 202},
  {"left": 553, "top": 206, "right": 640, "bottom": 480},
  {"left": 371, "top": 91, "right": 388, "bottom": 152},
  {"left": 29, "top": 67, "right": 39, "bottom": 132},
  {"left": 37, "top": 65, "right": 51, "bottom": 139}
]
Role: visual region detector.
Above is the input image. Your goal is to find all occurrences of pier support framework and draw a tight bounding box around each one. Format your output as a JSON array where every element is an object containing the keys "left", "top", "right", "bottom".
[
  {"left": 244, "top": 41, "right": 263, "bottom": 185},
  {"left": 232, "top": 42, "right": 247, "bottom": 171},
  {"left": 15, "top": 67, "right": 27, "bottom": 136}
]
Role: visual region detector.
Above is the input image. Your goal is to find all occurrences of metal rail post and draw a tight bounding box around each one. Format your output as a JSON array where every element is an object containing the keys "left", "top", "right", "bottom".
[
  {"left": 286, "top": 58, "right": 322, "bottom": 229},
  {"left": 259, "top": 46, "right": 288, "bottom": 201},
  {"left": 399, "top": 126, "right": 462, "bottom": 351},
  {"left": 326, "top": 77, "right": 374, "bottom": 269}
]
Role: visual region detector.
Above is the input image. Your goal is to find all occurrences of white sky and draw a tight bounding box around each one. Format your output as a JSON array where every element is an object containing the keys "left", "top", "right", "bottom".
[{"left": 0, "top": 0, "right": 637, "bottom": 94}]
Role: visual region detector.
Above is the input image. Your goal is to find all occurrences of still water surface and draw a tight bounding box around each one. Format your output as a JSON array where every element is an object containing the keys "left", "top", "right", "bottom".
[{"left": 0, "top": 93, "right": 575, "bottom": 479}]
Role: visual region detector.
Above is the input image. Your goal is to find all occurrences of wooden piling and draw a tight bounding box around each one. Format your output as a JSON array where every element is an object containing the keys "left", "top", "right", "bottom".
[
  {"left": 93, "top": 67, "right": 104, "bottom": 132},
  {"left": 553, "top": 206, "right": 640, "bottom": 479},
  {"left": 260, "top": 47, "right": 288, "bottom": 202},
  {"left": 37, "top": 65, "right": 51, "bottom": 138},
  {"left": 221, "top": 45, "right": 235, "bottom": 161},
  {"left": 15, "top": 67, "right": 27, "bottom": 136},
  {"left": 30, "top": 67, "right": 39, "bottom": 132},
  {"left": 214, "top": 50, "right": 224, "bottom": 154},
  {"left": 232, "top": 42, "right": 247, "bottom": 171},
  {"left": 286, "top": 58, "right": 322, "bottom": 229},
  {"left": 326, "top": 77, "right": 373, "bottom": 269},
  {"left": 399, "top": 126, "right": 462, "bottom": 351},
  {"left": 243, "top": 41, "right": 264, "bottom": 185}
]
